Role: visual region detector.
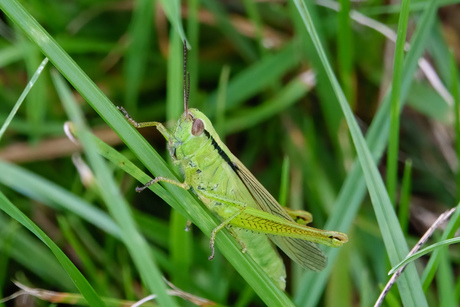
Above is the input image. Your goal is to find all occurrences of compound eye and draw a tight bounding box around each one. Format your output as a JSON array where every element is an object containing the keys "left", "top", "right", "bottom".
[{"left": 191, "top": 118, "right": 204, "bottom": 136}]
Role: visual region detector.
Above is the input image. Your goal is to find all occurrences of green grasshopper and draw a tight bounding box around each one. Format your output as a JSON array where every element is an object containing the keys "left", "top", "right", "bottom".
[{"left": 118, "top": 42, "right": 348, "bottom": 290}]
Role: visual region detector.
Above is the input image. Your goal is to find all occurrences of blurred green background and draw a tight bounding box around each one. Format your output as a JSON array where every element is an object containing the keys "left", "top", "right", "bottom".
[{"left": 0, "top": 0, "right": 459, "bottom": 306}]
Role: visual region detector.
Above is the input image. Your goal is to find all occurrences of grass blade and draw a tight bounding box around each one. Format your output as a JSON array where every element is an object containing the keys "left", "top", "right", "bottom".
[
  {"left": 291, "top": 0, "right": 427, "bottom": 305},
  {"left": 52, "top": 70, "right": 178, "bottom": 307},
  {"left": 158, "top": 0, "right": 188, "bottom": 44},
  {"left": 295, "top": 0, "right": 440, "bottom": 304},
  {"left": 391, "top": 236, "right": 460, "bottom": 274},
  {"left": 0, "top": 192, "right": 105, "bottom": 306},
  {"left": 386, "top": 0, "right": 411, "bottom": 204},
  {"left": 124, "top": 0, "right": 154, "bottom": 112},
  {"left": 0, "top": 57, "right": 48, "bottom": 140}
]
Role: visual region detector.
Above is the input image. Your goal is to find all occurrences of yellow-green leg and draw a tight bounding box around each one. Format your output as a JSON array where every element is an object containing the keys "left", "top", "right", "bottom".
[
  {"left": 136, "top": 176, "right": 190, "bottom": 192},
  {"left": 208, "top": 205, "right": 247, "bottom": 260},
  {"left": 283, "top": 207, "right": 313, "bottom": 225},
  {"left": 117, "top": 106, "right": 171, "bottom": 140}
]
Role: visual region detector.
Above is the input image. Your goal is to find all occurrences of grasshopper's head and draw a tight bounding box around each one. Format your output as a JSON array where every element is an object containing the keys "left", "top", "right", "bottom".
[{"left": 169, "top": 108, "right": 219, "bottom": 161}]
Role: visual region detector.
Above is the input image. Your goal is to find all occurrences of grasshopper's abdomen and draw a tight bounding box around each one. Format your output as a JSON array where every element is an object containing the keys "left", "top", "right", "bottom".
[{"left": 232, "top": 227, "right": 286, "bottom": 289}]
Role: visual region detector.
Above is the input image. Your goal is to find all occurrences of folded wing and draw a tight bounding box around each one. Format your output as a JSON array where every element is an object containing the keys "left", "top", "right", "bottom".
[{"left": 230, "top": 159, "right": 328, "bottom": 271}]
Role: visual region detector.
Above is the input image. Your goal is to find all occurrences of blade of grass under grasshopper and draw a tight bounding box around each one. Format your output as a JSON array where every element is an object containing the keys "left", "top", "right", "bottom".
[
  {"left": 52, "top": 70, "right": 178, "bottom": 307},
  {"left": 123, "top": 0, "right": 154, "bottom": 113},
  {"left": 292, "top": 0, "right": 428, "bottom": 306},
  {"left": 295, "top": 0, "right": 440, "bottom": 305},
  {"left": 0, "top": 192, "right": 105, "bottom": 306}
]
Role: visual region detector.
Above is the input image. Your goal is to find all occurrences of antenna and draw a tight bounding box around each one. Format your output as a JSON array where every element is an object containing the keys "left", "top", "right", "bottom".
[{"left": 183, "top": 40, "right": 190, "bottom": 118}]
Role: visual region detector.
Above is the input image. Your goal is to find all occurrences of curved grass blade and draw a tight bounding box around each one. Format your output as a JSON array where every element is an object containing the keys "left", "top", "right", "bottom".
[
  {"left": 386, "top": 0, "right": 410, "bottom": 204},
  {"left": 52, "top": 70, "right": 178, "bottom": 307},
  {"left": 0, "top": 214, "right": 73, "bottom": 289},
  {"left": 390, "top": 238, "right": 460, "bottom": 275},
  {"left": 158, "top": 0, "right": 188, "bottom": 45},
  {"left": 294, "top": 0, "right": 440, "bottom": 305},
  {"left": 291, "top": 0, "right": 427, "bottom": 306}
]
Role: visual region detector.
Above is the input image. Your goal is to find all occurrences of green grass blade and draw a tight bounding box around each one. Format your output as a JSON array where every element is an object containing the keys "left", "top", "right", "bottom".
[
  {"left": 206, "top": 42, "right": 300, "bottom": 113},
  {"left": 421, "top": 204, "right": 460, "bottom": 289},
  {"left": 386, "top": 0, "right": 411, "bottom": 204},
  {"left": 57, "top": 216, "right": 101, "bottom": 288},
  {"left": 398, "top": 160, "right": 412, "bottom": 234},
  {"left": 0, "top": 192, "right": 106, "bottom": 306},
  {"left": 166, "top": 31, "right": 183, "bottom": 122},
  {"left": 451, "top": 50, "right": 460, "bottom": 199},
  {"left": 186, "top": 0, "right": 200, "bottom": 101},
  {"left": 19, "top": 37, "right": 47, "bottom": 142},
  {"left": 215, "top": 65, "right": 231, "bottom": 137},
  {"left": 242, "top": 0, "right": 266, "bottom": 57},
  {"left": 288, "top": 0, "right": 344, "bottom": 160},
  {"left": 390, "top": 237, "right": 460, "bottom": 274},
  {"left": 0, "top": 57, "right": 48, "bottom": 141},
  {"left": 437, "top": 249, "right": 457, "bottom": 307},
  {"left": 0, "top": 45, "right": 24, "bottom": 67},
  {"left": 338, "top": 0, "right": 353, "bottom": 104},
  {"left": 157, "top": 0, "right": 188, "bottom": 45},
  {"left": 0, "top": 215, "right": 73, "bottom": 289},
  {"left": 278, "top": 156, "right": 290, "bottom": 207},
  {"left": 201, "top": 0, "right": 257, "bottom": 61},
  {"left": 224, "top": 77, "right": 311, "bottom": 135},
  {"left": 291, "top": 0, "right": 427, "bottom": 306},
  {"left": 295, "top": 0, "right": 440, "bottom": 304},
  {"left": 51, "top": 70, "right": 178, "bottom": 307},
  {"left": 0, "top": 160, "right": 120, "bottom": 237},
  {"left": 123, "top": 0, "right": 154, "bottom": 112}
]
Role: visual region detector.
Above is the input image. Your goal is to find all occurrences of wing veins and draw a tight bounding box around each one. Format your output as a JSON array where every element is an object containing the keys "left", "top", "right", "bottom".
[{"left": 230, "top": 159, "right": 327, "bottom": 271}]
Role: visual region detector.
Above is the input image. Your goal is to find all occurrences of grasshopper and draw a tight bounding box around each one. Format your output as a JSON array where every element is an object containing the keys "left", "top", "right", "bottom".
[{"left": 118, "top": 42, "right": 348, "bottom": 290}]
